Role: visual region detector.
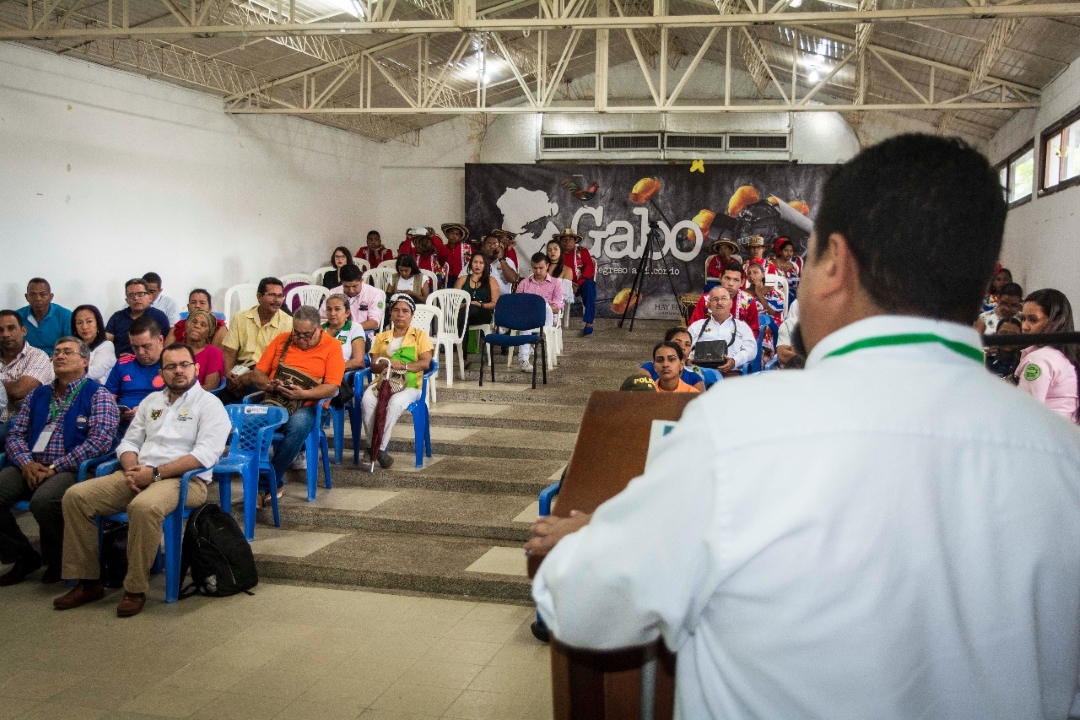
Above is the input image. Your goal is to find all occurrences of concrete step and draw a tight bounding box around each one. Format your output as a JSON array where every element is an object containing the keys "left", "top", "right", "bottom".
[
  {"left": 253, "top": 527, "right": 533, "bottom": 601},
  {"left": 318, "top": 453, "right": 565, "bottom": 496},
  {"left": 429, "top": 383, "right": 591, "bottom": 406},
  {"left": 429, "top": 402, "right": 584, "bottom": 433},
  {"left": 252, "top": 486, "right": 538, "bottom": 542}
]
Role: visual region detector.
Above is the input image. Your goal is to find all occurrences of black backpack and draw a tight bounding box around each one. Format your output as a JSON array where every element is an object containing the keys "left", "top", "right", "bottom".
[
  {"left": 179, "top": 504, "right": 258, "bottom": 598},
  {"left": 100, "top": 519, "right": 129, "bottom": 589}
]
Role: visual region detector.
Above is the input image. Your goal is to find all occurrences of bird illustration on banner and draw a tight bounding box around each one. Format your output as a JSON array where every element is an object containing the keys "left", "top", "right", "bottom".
[
  {"left": 690, "top": 160, "right": 705, "bottom": 173},
  {"left": 561, "top": 178, "right": 599, "bottom": 201}
]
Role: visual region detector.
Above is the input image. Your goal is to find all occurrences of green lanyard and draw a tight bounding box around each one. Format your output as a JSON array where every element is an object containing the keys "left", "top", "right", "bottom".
[
  {"left": 49, "top": 378, "right": 87, "bottom": 423},
  {"left": 822, "top": 333, "right": 984, "bottom": 363}
]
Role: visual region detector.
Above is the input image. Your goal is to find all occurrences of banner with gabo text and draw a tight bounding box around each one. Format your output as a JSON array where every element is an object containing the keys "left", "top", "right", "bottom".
[{"left": 464, "top": 162, "right": 832, "bottom": 319}]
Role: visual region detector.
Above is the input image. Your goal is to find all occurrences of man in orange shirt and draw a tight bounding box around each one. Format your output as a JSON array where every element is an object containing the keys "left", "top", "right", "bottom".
[{"left": 247, "top": 306, "right": 344, "bottom": 499}]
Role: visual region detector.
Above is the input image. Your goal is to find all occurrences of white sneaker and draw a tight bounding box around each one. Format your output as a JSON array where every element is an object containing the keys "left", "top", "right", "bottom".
[
  {"left": 519, "top": 358, "right": 534, "bottom": 373},
  {"left": 290, "top": 451, "right": 307, "bottom": 470}
]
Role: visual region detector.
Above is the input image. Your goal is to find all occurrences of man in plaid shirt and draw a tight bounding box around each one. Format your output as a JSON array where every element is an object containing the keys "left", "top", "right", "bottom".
[{"left": 0, "top": 336, "right": 118, "bottom": 586}]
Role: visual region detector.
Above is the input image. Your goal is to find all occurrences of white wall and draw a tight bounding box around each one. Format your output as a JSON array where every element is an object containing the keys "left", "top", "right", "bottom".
[{"left": 987, "top": 57, "right": 1080, "bottom": 304}]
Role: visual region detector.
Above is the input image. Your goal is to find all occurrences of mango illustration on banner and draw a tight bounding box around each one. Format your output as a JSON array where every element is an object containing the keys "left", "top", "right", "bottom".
[
  {"left": 767, "top": 196, "right": 811, "bottom": 216},
  {"left": 690, "top": 160, "right": 705, "bottom": 173},
  {"left": 629, "top": 177, "right": 661, "bottom": 204},
  {"left": 688, "top": 209, "right": 715, "bottom": 241},
  {"left": 611, "top": 288, "right": 641, "bottom": 314},
  {"left": 728, "top": 185, "right": 760, "bottom": 217}
]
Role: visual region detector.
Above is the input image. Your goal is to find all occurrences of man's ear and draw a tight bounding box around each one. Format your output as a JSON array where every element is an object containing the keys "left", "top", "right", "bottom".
[{"left": 815, "top": 232, "right": 860, "bottom": 300}]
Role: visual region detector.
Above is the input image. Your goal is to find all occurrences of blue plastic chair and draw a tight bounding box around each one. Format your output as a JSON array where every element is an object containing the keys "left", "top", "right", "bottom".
[
  {"left": 329, "top": 357, "right": 369, "bottom": 464},
  {"left": 243, "top": 392, "right": 334, "bottom": 504},
  {"left": 92, "top": 458, "right": 205, "bottom": 603},
  {"left": 743, "top": 316, "right": 780, "bottom": 375},
  {"left": 352, "top": 360, "right": 439, "bottom": 468},
  {"left": 479, "top": 295, "right": 548, "bottom": 389},
  {"left": 212, "top": 405, "right": 289, "bottom": 541},
  {"left": 698, "top": 367, "right": 722, "bottom": 389},
  {"left": 209, "top": 377, "right": 227, "bottom": 396},
  {"left": 1, "top": 448, "right": 118, "bottom": 513}
]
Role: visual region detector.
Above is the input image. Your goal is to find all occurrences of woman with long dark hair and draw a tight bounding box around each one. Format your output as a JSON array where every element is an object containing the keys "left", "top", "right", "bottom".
[
  {"left": 322, "top": 246, "right": 357, "bottom": 289},
  {"left": 1016, "top": 288, "right": 1080, "bottom": 424},
  {"left": 71, "top": 304, "right": 115, "bottom": 383}
]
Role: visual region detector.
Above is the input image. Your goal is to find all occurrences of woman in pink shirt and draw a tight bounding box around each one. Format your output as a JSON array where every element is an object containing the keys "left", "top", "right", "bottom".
[{"left": 1015, "top": 288, "right": 1080, "bottom": 424}]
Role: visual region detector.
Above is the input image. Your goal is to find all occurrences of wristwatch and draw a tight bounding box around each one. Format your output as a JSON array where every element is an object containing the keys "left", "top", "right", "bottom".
[{"left": 150, "top": 466, "right": 162, "bottom": 482}]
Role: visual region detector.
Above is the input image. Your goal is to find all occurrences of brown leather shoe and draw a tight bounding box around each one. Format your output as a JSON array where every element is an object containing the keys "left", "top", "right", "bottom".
[
  {"left": 53, "top": 581, "right": 105, "bottom": 610},
  {"left": 116, "top": 591, "right": 146, "bottom": 617}
]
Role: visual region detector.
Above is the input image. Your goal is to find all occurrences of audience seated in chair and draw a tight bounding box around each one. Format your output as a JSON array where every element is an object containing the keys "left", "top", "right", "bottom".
[
  {"left": 688, "top": 261, "right": 760, "bottom": 338},
  {"left": 322, "top": 264, "right": 384, "bottom": 344},
  {"left": 482, "top": 233, "right": 519, "bottom": 302},
  {"left": 142, "top": 272, "right": 181, "bottom": 325},
  {"left": 514, "top": 253, "right": 563, "bottom": 373},
  {"left": 985, "top": 316, "right": 1023, "bottom": 380},
  {"left": 54, "top": 343, "right": 230, "bottom": 617},
  {"left": 0, "top": 310, "right": 54, "bottom": 447},
  {"left": 687, "top": 287, "right": 757, "bottom": 376},
  {"left": 105, "top": 316, "right": 166, "bottom": 425},
  {"left": 71, "top": 305, "right": 116, "bottom": 384},
  {"left": 545, "top": 240, "right": 574, "bottom": 282},
  {"left": 651, "top": 341, "right": 700, "bottom": 394},
  {"left": 0, "top": 336, "right": 119, "bottom": 586},
  {"left": 322, "top": 293, "right": 367, "bottom": 407},
  {"left": 246, "top": 306, "right": 343, "bottom": 504},
  {"left": 776, "top": 299, "right": 801, "bottom": 369},
  {"left": 362, "top": 295, "right": 433, "bottom": 470},
  {"left": 556, "top": 228, "right": 596, "bottom": 336},
  {"left": 323, "top": 246, "right": 357, "bottom": 290},
  {"left": 975, "top": 282, "right": 1023, "bottom": 335},
  {"left": 105, "top": 278, "right": 172, "bottom": 358},
  {"left": 183, "top": 310, "right": 224, "bottom": 392},
  {"left": 982, "top": 266, "right": 1012, "bottom": 314},
  {"left": 745, "top": 259, "right": 785, "bottom": 320},
  {"left": 440, "top": 223, "right": 474, "bottom": 284},
  {"left": 704, "top": 239, "right": 739, "bottom": 291},
  {"left": 220, "top": 277, "right": 293, "bottom": 405},
  {"left": 357, "top": 230, "right": 394, "bottom": 267},
  {"left": 164, "top": 289, "right": 227, "bottom": 348},
  {"left": 454, "top": 252, "right": 499, "bottom": 367},
  {"left": 385, "top": 254, "right": 431, "bottom": 305},
  {"left": 639, "top": 327, "right": 706, "bottom": 392},
  {"left": 16, "top": 278, "right": 72, "bottom": 356}
]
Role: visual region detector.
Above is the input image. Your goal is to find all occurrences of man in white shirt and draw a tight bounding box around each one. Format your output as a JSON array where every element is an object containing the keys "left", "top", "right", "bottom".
[
  {"left": 532, "top": 134, "right": 1080, "bottom": 718},
  {"left": 0, "top": 310, "right": 54, "bottom": 446},
  {"left": 54, "top": 343, "right": 230, "bottom": 617},
  {"left": 686, "top": 287, "right": 756, "bottom": 373},
  {"left": 142, "top": 272, "right": 182, "bottom": 325}
]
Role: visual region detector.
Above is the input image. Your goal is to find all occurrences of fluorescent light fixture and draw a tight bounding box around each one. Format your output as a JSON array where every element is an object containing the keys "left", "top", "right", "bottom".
[
  {"left": 808, "top": 69, "right": 820, "bottom": 82},
  {"left": 789, "top": 0, "right": 802, "bottom": 6}
]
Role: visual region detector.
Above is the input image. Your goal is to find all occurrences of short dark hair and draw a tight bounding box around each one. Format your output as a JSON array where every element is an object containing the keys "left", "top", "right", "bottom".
[
  {"left": 125, "top": 278, "right": 149, "bottom": 293},
  {"left": 162, "top": 343, "right": 196, "bottom": 365},
  {"left": 0, "top": 309, "right": 23, "bottom": 327},
  {"left": 530, "top": 252, "right": 549, "bottom": 265},
  {"left": 664, "top": 326, "right": 691, "bottom": 342},
  {"left": 188, "top": 288, "right": 213, "bottom": 308},
  {"left": 367, "top": 230, "right": 380, "bottom": 240},
  {"left": 129, "top": 315, "right": 162, "bottom": 339},
  {"left": 257, "top": 277, "right": 284, "bottom": 295},
  {"left": 721, "top": 260, "right": 745, "bottom": 279},
  {"left": 339, "top": 264, "right": 363, "bottom": 283},
  {"left": 142, "top": 272, "right": 163, "bottom": 286},
  {"left": 653, "top": 340, "right": 685, "bottom": 361},
  {"left": 997, "top": 316, "right": 1022, "bottom": 332},
  {"left": 71, "top": 304, "right": 107, "bottom": 350},
  {"left": 1000, "top": 283, "right": 1024, "bottom": 299},
  {"left": 27, "top": 278, "right": 50, "bottom": 292},
  {"left": 814, "top": 134, "right": 1006, "bottom": 323},
  {"left": 395, "top": 253, "right": 419, "bottom": 274}
]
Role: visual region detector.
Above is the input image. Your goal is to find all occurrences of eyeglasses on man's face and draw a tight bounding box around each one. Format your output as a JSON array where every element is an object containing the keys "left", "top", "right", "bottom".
[
  {"left": 162, "top": 361, "right": 196, "bottom": 372},
  {"left": 126, "top": 291, "right": 150, "bottom": 299}
]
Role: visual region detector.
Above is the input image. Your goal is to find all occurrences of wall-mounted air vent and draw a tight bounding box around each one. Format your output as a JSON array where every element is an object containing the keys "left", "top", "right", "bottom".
[
  {"left": 541, "top": 134, "right": 599, "bottom": 151},
  {"left": 728, "top": 134, "right": 789, "bottom": 151},
  {"left": 601, "top": 133, "right": 662, "bottom": 151},
  {"left": 665, "top": 134, "right": 725, "bottom": 150}
]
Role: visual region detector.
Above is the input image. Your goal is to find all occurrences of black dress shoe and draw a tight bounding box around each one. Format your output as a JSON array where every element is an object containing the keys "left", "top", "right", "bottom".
[
  {"left": 41, "top": 566, "right": 62, "bottom": 584},
  {"left": 0, "top": 553, "right": 42, "bottom": 586},
  {"left": 377, "top": 451, "right": 395, "bottom": 469}
]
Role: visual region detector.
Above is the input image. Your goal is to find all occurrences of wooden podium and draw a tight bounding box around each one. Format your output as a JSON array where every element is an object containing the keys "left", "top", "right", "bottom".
[{"left": 529, "top": 391, "right": 696, "bottom": 720}]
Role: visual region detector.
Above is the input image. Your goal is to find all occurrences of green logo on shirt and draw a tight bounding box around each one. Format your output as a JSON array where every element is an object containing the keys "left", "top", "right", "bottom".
[
  {"left": 377, "top": 301, "right": 384, "bottom": 309},
  {"left": 1024, "top": 363, "right": 1041, "bottom": 382}
]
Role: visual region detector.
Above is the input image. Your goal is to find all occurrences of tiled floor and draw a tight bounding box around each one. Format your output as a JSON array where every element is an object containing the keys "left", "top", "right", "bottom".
[{"left": 0, "top": 577, "right": 552, "bottom": 720}]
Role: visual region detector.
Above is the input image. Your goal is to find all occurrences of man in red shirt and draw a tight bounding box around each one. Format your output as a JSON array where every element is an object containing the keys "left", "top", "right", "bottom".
[
  {"left": 688, "top": 261, "right": 760, "bottom": 338},
  {"left": 441, "top": 223, "right": 474, "bottom": 284},
  {"left": 556, "top": 228, "right": 597, "bottom": 336},
  {"left": 356, "top": 230, "right": 394, "bottom": 267}
]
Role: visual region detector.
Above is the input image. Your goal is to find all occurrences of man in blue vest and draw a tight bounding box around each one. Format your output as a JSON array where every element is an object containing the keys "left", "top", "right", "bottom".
[{"left": 0, "top": 336, "right": 118, "bottom": 585}]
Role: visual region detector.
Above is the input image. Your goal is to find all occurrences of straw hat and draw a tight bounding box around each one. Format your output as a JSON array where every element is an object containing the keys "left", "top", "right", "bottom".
[
  {"left": 746, "top": 235, "right": 766, "bottom": 248},
  {"left": 552, "top": 227, "right": 582, "bottom": 243},
  {"left": 709, "top": 238, "right": 739, "bottom": 255},
  {"left": 490, "top": 228, "right": 518, "bottom": 242},
  {"left": 440, "top": 223, "right": 470, "bottom": 242}
]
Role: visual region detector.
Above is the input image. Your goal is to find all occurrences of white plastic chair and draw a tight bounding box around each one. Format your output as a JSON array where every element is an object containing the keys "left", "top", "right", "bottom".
[
  {"left": 560, "top": 278, "right": 576, "bottom": 328},
  {"left": 426, "top": 289, "right": 470, "bottom": 387},
  {"left": 312, "top": 266, "right": 335, "bottom": 286},
  {"left": 223, "top": 283, "right": 258, "bottom": 321},
  {"left": 419, "top": 269, "right": 440, "bottom": 294},
  {"left": 764, "top": 273, "right": 790, "bottom": 320},
  {"left": 280, "top": 273, "right": 315, "bottom": 287},
  {"left": 354, "top": 258, "right": 371, "bottom": 274},
  {"left": 363, "top": 268, "right": 396, "bottom": 293},
  {"left": 378, "top": 259, "right": 398, "bottom": 268},
  {"left": 285, "top": 284, "right": 330, "bottom": 313},
  {"left": 409, "top": 305, "right": 440, "bottom": 405},
  {"left": 703, "top": 253, "right": 721, "bottom": 285}
]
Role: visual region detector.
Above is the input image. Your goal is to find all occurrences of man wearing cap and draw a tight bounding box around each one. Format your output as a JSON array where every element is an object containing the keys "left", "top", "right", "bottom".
[
  {"left": 705, "top": 239, "right": 739, "bottom": 291},
  {"left": 534, "top": 135, "right": 1080, "bottom": 718},
  {"left": 399, "top": 228, "right": 450, "bottom": 286},
  {"left": 556, "top": 229, "right": 596, "bottom": 337},
  {"left": 441, "top": 224, "right": 474, "bottom": 283},
  {"left": 491, "top": 229, "right": 520, "bottom": 269},
  {"left": 743, "top": 234, "right": 767, "bottom": 269},
  {"left": 482, "top": 232, "right": 519, "bottom": 298}
]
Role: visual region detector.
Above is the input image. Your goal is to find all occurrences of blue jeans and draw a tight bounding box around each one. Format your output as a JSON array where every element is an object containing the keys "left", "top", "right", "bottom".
[
  {"left": 578, "top": 279, "right": 596, "bottom": 324},
  {"left": 268, "top": 406, "right": 317, "bottom": 489}
]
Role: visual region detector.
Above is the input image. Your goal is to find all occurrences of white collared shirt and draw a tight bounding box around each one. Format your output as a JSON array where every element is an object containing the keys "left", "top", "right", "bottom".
[
  {"left": 534, "top": 315, "right": 1080, "bottom": 719},
  {"left": 152, "top": 295, "right": 182, "bottom": 324},
  {"left": 117, "top": 382, "right": 231, "bottom": 482},
  {"left": 686, "top": 314, "right": 757, "bottom": 368}
]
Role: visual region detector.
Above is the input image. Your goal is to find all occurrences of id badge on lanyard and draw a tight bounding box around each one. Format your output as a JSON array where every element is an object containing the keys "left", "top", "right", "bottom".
[{"left": 32, "top": 423, "right": 56, "bottom": 453}]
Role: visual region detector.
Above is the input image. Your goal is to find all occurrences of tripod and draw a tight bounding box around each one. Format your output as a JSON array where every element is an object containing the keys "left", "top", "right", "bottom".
[{"left": 618, "top": 219, "right": 682, "bottom": 332}]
